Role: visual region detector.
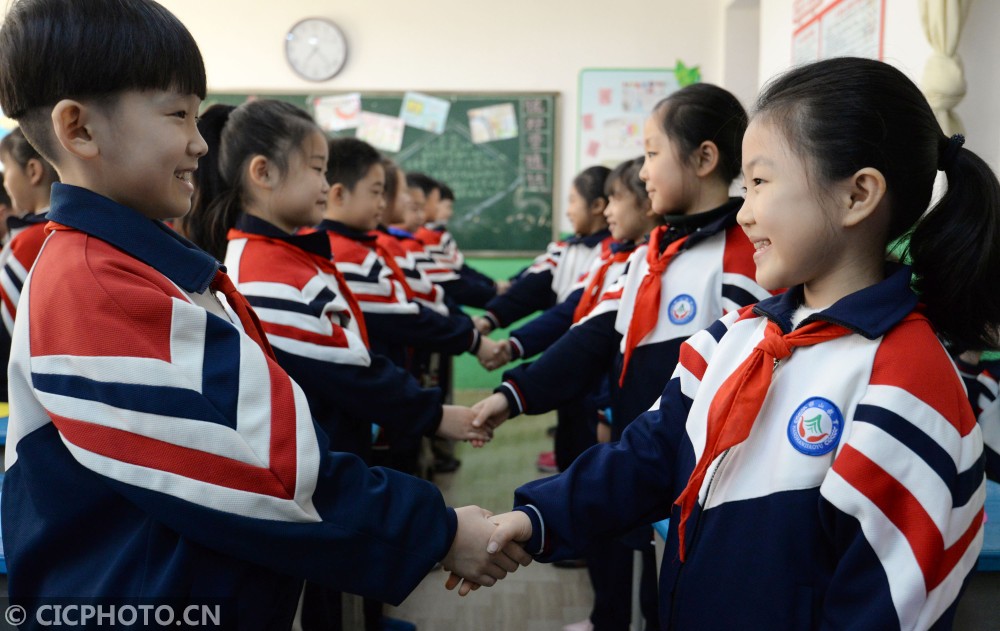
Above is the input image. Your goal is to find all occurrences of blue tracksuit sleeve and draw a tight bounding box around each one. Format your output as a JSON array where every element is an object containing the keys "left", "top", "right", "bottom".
[
  {"left": 436, "top": 266, "right": 498, "bottom": 309},
  {"left": 496, "top": 309, "right": 620, "bottom": 416},
  {"left": 483, "top": 268, "right": 555, "bottom": 329},
  {"left": 364, "top": 306, "right": 480, "bottom": 356},
  {"left": 513, "top": 374, "right": 692, "bottom": 561},
  {"left": 508, "top": 288, "right": 583, "bottom": 359}
]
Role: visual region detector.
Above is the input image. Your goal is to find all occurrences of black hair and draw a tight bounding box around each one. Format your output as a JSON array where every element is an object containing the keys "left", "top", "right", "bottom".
[
  {"left": 327, "top": 137, "right": 382, "bottom": 192},
  {"left": 605, "top": 157, "right": 646, "bottom": 202},
  {"left": 382, "top": 158, "right": 400, "bottom": 206},
  {"left": 573, "top": 165, "right": 611, "bottom": 208},
  {"left": 653, "top": 83, "right": 747, "bottom": 184},
  {"left": 186, "top": 100, "right": 319, "bottom": 260},
  {"left": 439, "top": 183, "right": 455, "bottom": 202},
  {"left": 0, "top": 173, "right": 11, "bottom": 208},
  {"left": 405, "top": 172, "right": 440, "bottom": 196},
  {"left": 0, "top": 127, "right": 59, "bottom": 184},
  {"left": 754, "top": 56, "right": 1000, "bottom": 352},
  {"left": 0, "top": 0, "right": 206, "bottom": 163}
]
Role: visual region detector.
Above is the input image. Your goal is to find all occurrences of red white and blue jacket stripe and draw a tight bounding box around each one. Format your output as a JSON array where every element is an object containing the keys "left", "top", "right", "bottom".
[
  {"left": 958, "top": 357, "right": 1000, "bottom": 481},
  {"left": 498, "top": 200, "right": 771, "bottom": 430},
  {"left": 514, "top": 265, "right": 985, "bottom": 630},
  {"left": 0, "top": 212, "right": 48, "bottom": 402},
  {"left": 482, "top": 229, "right": 612, "bottom": 330},
  {"left": 375, "top": 226, "right": 450, "bottom": 316},
  {"left": 414, "top": 224, "right": 499, "bottom": 309},
  {"left": 316, "top": 219, "right": 480, "bottom": 369},
  {"left": 225, "top": 214, "right": 444, "bottom": 458},
  {"left": 507, "top": 240, "right": 635, "bottom": 361},
  {"left": 2, "top": 184, "right": 456, "bottom": 629}
]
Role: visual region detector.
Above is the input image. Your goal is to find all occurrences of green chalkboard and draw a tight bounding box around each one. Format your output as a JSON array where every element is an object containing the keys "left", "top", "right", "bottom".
[{"left": 205, "top": 92, "right": 557, "bottom": 254}]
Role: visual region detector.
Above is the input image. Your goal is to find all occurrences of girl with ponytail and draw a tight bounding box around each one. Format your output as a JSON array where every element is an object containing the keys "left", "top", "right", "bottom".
[{"left": 477, "top": 58, "right": 995, "bottom": 630}]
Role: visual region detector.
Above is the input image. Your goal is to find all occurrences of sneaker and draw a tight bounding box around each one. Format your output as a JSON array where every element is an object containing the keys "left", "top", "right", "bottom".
[
  {"left": 562, "top": 620, "right": 593, "bottom": 631},
  {"left": 536, "top": 450, "right": 558, "bottom": 473}
]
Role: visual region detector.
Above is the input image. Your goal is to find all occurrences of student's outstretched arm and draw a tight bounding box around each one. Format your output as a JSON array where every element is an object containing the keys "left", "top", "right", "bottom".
[{"left": 7, "top": 260, "right": 499, "bottom": 604}]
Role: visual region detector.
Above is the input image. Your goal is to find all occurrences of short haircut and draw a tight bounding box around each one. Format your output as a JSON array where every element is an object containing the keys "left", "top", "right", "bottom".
[
  {"left": 405, "top": 172, "right": 440, "bottom": 195},
  {"left": 327, "top": 137, "right": 382, "bottom": 192},
  {"left": 382, "top": 158, "right": 400, "bottom": 203},
  {"left": 0, "top": 127, "right": 59, "bottom": 183},
  {"left": 439, "top": 183, "right": 454, "bottom": 202},
  {"left": 0, "top": 0, "right": 206, "bottom": 163},
  {"left": 573, "top": 165, "right": 611, "bottom": 208}
]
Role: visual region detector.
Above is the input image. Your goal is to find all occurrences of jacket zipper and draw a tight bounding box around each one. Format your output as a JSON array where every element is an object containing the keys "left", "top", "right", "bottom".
[{"left": 670, "top": 447, "right": 732, "bottom": 628}]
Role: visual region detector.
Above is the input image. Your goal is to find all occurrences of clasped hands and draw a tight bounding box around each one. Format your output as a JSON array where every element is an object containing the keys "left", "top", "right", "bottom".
[
  {"left": 441, "top": 507, "right": 534, "bottom": 596},
  {"left": 475, "top": 336, "right": 512, "bottom": 371}
]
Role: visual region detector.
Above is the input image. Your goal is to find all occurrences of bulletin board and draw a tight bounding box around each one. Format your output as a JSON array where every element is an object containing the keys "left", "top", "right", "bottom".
[
  {"left": 205, "top": 91, "right": 557, "bottom": 255},
  {"left": 576, "top": 68, "right": 681, "bottom": 172}
]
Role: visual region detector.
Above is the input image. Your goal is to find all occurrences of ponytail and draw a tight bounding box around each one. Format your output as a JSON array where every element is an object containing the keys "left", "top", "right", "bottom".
[
  {"left": 187, "top": 103, "right": 238, "bottom": 260},
  {"left": 909, "top": 142, "right": 1000, "bottom": 351}
]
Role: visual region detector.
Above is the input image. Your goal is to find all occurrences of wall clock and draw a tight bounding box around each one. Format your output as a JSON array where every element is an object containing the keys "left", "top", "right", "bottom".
[{"left": 285, "top": 17, "right": 348, "bottom": 82}]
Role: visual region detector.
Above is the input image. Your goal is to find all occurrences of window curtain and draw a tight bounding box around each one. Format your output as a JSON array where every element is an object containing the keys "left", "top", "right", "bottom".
[{"left": 920, "top": 0, "right": 973, "bottom": 135}]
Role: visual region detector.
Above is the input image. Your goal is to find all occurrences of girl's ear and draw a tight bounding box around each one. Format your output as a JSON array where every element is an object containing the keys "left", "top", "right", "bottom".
[
  {"left": 51, "top": 100, "right": 98, "bottom": 160},
  {"left": 693, "top": 140, "right": 720, "bottom": 178},
  {"left": 589, "top": 197, "right": 608, "bottom": 216},
  {"left": 247, "top": 155, "right": 273, "bottom": 190},
  {"left": 841, "top": 167, "right": 887, "bottom": 228}
]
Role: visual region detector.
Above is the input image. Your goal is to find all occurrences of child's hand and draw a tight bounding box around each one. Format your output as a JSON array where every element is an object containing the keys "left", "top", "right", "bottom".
[
  {"left": 478, "top": 338, "right": 511, "bottom": 371},
  {"left": 495, "top": 279, "right": 512, "bottom": 296},
  {"left": 473, "top": 316, "right": 494, "bottom": 335},
  {"left": 596, "top": 421, "right": 612, "bottom": 444},
  {"left": 442, "top": 506, "right": 529, "bottom": 596},
  {"left": 444, "top": 509, "right": 534, "bottom": 596},
  {"left": 476, "top": 336, "right": 508, "bottom": 370},
  {"left": 471, "top": 393, "right": 511, "bottom": 432},
  {"left": 437, "top": 405, "right": 493, "bottom": 447}
]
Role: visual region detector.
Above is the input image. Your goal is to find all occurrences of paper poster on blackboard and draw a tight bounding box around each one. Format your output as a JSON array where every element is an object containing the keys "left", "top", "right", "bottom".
[
  {"left": 204, "top": 92, "right": 556, "bottom": 254},
  {"left": 577, "top": 68, "right": 680, "bottom": 171}
]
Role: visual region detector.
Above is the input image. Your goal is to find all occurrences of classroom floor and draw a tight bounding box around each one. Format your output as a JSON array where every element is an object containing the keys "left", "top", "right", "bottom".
[{"left": 381, "top": 389, "right": 594, "bottom": 630}]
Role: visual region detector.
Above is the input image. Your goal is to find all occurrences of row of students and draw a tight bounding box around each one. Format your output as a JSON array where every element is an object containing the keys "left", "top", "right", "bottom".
[
  {"left": 457, "top": 57, "right": 998, "bottom": 631},
  {"left": 0, "top": 4, "right": 532, "bottom": 631}
]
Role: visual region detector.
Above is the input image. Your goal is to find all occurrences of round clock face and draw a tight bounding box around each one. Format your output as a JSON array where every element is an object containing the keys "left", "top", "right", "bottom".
[{"left": 285, "top": 18, "right": 348, "bottom": 82}]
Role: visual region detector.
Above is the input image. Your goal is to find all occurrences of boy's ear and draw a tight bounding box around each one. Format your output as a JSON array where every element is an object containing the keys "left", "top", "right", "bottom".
[
  {"left": 693, "top": 140, "right": 720, "bottom": 178},
  {"left": 51, "top": 100, "right": 98, "bottom": 160},
  {"left": 841, "top": 167, "right": 887, "bottom": 228},
  {"left": 328, "top": 182, "right": 346, "bottom": 205}
]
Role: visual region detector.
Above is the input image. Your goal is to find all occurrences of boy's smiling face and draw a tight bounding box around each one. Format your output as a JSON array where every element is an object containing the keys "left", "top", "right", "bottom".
[{"left": 90, "top": 89, "right": 207, "bottom": 221}]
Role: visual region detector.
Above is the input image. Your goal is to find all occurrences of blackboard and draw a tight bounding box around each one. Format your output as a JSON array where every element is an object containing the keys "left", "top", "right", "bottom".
[{"left": 205, "top": 92, "right": 557, "bottom": 254}]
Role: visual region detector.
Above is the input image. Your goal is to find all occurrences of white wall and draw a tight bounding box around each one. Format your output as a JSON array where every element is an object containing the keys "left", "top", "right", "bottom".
[
  {"left": 754, "top": 0, "right": 1000, "bottom": 172},
  {"left": 159, "top": 0, "right": 727, "bottom": 236}
]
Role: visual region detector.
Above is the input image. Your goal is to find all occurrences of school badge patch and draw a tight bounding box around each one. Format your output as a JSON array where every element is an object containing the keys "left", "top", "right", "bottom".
[
  {"left": 667, "top": 294, "right": 697, "bottom": 325},
  {"left": 787, "top": 397, "right": 843, "bottom": 456}
]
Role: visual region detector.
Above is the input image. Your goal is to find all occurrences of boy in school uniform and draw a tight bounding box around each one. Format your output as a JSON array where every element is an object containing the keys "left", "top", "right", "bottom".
[
  {"left": 408, "top": 172, "right": 505, "bottom": 309},
  {"left": 317, "top": 138, "right": 503, "bottom": 474},
  {"left": 0, "top": 1, "right": 528, "bottom": 627}
]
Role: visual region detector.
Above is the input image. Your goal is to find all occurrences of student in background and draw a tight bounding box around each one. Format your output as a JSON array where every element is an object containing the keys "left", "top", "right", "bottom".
[
  {"left": 472, "top": 83, "right": 770, "bottom": 631},
  {"left": 956, "top": 351, "right": 1000, "bottom": 481},
  {"left": 0, "top": 126, "right": 59, "bottom": 406},
  {"left": 480, "top": 57, "right": 995, "bottom": 630},
  {"left": 188, "top": 99, "right": 491, "bottom": 631},
  {"left": 0, "top": 2, "right": 527, "bottom": 628},
  {"left": 0, "top": 175, "right": 13, "bottom": 243},
  {"left": 474, "top": 166, "right": 613, "bottom": 336},
  {"left": 317, "top": 138, "right": 504, "bottom": 473},
  {"left": 409, "top": 172, "right": 508, "bottom": 308}
]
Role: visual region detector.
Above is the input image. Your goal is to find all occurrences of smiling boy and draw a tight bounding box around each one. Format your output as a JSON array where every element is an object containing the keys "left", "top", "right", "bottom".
[{"left": 0, "top": 0, "right": 527, "bottom": 627}]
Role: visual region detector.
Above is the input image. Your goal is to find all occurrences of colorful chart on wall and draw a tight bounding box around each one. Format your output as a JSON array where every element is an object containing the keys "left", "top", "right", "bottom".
[
  {"left": 577, "top": 65, "right": 698, "bottom": 172},
  {"left": 792, "top": 0, "right": 886, "bottom": 64}
]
